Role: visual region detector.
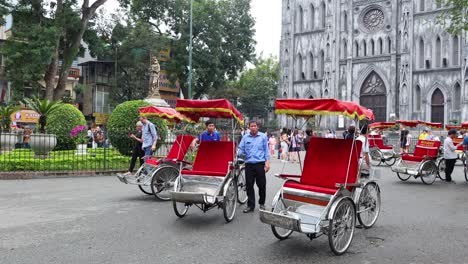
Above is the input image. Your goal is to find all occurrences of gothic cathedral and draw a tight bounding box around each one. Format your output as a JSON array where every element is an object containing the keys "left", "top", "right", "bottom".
[{"left": 279, "top": 0, "right": 468, "bottom": 127}]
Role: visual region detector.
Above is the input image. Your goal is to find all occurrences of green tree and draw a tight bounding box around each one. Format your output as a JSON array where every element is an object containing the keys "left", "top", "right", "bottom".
[
  {"left": 436, "top": 0, "right": 468, "bottom": 33},
  {"left": 123, "top": 0, "right": 256, "bottom": 98},
  {"left": 22, "top": 97, "right": 62, "bottom": 133},
  {"left": 216, "top": 57, "right": 279, "bottom": 121},
  {"left": 1, "top": 0, "right": 108, "bottom": 101}
]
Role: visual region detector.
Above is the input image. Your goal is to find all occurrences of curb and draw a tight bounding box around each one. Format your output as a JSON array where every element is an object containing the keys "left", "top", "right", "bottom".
[{"left": 0, "top": 170, "right": 126, "bottom": 180}]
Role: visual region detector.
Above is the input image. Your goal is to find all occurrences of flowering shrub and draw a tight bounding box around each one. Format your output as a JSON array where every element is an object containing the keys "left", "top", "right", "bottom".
[{"left": 70, "top": 125, "right": 88, "bottom": 144}]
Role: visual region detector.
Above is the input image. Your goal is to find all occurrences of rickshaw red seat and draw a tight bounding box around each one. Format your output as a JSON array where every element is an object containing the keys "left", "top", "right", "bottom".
[
  {"left": 166, "top": 135, "right": 195, "bottom": 161},
  {"left": 401, "top": 140, "right": 440, "bottom": 162},
  {"left": 181, "top": 141, "right": 234, "bottom": 177},
  {"left": 284, "top": 138, "right": 362, "bottom": 195},
  {"left": 284, "top": 181, "right": 337, "bottom": 195},
  {"left": 146, "top": 159, "right": 160, "bottom": 166},
  {"left": 368, "top": 135, "right": 393, "bottom": 150}
]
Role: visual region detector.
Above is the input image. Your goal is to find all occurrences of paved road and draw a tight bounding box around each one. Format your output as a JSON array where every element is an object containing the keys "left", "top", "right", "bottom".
[{"left": 1, "top": 157, "right": 468, "bottom": 264}]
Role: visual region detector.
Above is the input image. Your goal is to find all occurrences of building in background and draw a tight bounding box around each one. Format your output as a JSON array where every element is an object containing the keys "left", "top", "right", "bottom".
[{"left": 279, "top": 0, "right": 468, "bottom": 128}]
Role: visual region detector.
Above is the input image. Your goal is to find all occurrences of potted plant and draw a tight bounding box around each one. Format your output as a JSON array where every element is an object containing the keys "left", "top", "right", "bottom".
[
  {"left": 22, "top": 97, "right": 62, "bottom": 157},
  {"left": 0, "top": 104, "right": 21, "bottom": 151},
  {"left": 70, "top": 125, "right": 88, "bottom": 155}
]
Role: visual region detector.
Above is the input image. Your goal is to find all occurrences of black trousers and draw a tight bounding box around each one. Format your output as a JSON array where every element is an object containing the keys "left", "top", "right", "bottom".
[
  {"left": 245, "top": 162, "right": 266, "bottom": 209},
  {"left": 129, "top": 148, "right": 144, "bottom": 172},
  {"left": 445, "top": 158, "right": 457, "bottom": 182}
]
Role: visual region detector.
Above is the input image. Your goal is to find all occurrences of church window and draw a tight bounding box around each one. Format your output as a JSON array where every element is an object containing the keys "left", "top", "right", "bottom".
[
  {"left": 362, "top": 40, "right": 367, "bottom": 56},
  {"left": 370, "top": 39, "right": 375, "bottom": 56},
  {"left": 298, "top": 6, "right": 304, "bottom": 32},
  {"left": 378, "top": 38, "right": 383, "bottom": 55},
  {"left": 453, "top": 36, "right": 460, "bottom": 66},
  {"left": 387, "top": 37, "right": 391, "bottom": 53},
  {"left": 343, "top": 11, "right": 348, "bottom": 32},
  {"left": 454, "top": 83, "right": 461, "bottom": 109},
  {"left": 326, "top": 43, "right": 330, "bottom": 59},
  {"left": 342, "top": 40, "right": 347, "bottom": 59},
  {"left": 420, "top": 0, "right": 425, "bottom": 12},
  {"left": 321, "top": 1, "right": 326, "bottom": 28},
  {"left": 418, "top": 38, "right": 425, "bottom": 69},
  {"left": 354, "top": 41, "right": 359, "bottom": 57},
  {"left": 415, "top": 85, "right": 421, "bottom": 111},
  {"left": 297, "top": 53, "right": 304, "bottom": 80},
  {"left": 319, "top": 50, "right": 325, "bottom": 78},
  {"left": 435, "top": 36, "right": 442, "bottom": 67},
  {"left": 310, "top": 4, "right": 315, "bottom": 30},
  {"left": 309, "top": 52, "right": 314, "bottom": 79}
]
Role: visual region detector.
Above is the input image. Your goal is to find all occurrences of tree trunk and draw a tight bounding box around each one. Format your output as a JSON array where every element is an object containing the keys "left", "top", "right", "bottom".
[
  {"left": 53, "top": 0, "right": 108, "bottom": 100},
  {"left": 44, "top": 0, "right": 63, "bottom": 101}
]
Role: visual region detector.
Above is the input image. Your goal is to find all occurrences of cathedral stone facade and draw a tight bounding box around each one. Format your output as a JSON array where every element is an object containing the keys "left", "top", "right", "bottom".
[{"left": 279, "top": 0, "right": 468, "bottom": 128}]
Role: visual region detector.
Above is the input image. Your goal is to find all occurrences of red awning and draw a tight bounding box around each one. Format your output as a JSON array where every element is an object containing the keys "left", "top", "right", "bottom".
[
  {"left": 461, "top": 122, "right": 468, "bottom": 129},
  {"left": 445, "top": 125, "right": 461, "bottom": 131},
  {"left": 369, "top": 122, "right": 397, "bottom": 129},
  {"left": 396, "top": 120, "right": 420, "bottom": 128},
  {"left": 418, "top": 121, "right": 442, "bottom": 129},
  {"left": 274, "top": 99, "right": 374, "bottom": 121},
  {"left": 139, "top": 106, "right": 193, "bottom": 123},
  {"left": 176, "top": 99, "right": 244, "bottom": 125}
]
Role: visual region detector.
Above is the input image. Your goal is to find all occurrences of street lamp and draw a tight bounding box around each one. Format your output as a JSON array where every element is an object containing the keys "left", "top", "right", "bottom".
[{"left": 188, "top": 0, "right": 194, "bottom": 99}]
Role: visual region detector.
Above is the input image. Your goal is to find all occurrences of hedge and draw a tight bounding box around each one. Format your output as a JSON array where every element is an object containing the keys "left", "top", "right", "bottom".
[
  {"left": 45, "top": 104, "right": 86, "bottom": 150},
  {"left": 107, "top": 100, "right": 168, "bottom": 156}
]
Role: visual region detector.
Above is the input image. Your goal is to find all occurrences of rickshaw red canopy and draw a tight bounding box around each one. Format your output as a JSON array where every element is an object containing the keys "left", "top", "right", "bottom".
[
  {"left": 396, "top": 120, "right": 420, "bottom": 128},
  {"left": 369, "top": 122, "right": 396, "bottom": 129},
  {"left": 419, "top": 121, "right": 442, "bottom": 129},
  {"left": 461, "top": 122, "right": 468, "bottom": 129},
  {"left": 176, "top": 99, "right": 244, "bottom": 125},
  {"left": 275, "top": 99, "right": 374, "bottom": 120},
  {"left": 446, "top": 125, "right": 462, "bottom": 131},
  {"left": 139, "top": 106, "right": 193, "bottom": 123}
]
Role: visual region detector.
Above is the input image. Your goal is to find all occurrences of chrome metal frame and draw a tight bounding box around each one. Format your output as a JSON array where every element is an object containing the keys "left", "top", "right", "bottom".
[{"left": 391, "top": 158, "right": 436, "bottom": 177}]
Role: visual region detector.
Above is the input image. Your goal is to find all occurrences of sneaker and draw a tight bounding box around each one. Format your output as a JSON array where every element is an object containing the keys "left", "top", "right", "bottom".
[
  {"left": 243, "top": 207, "right": 254, "bottom": 213},
  {"left": 259, "top": 205, "right": 265, "bottom": 210},
  {"left": 123, "top": 171, "right": 132, "bottom": 176},
  {"left": 446, "top": 180, "right": 457, "bottom": 184}
]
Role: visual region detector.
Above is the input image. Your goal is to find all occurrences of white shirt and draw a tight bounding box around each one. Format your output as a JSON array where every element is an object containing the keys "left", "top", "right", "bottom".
[
  {"left": 444, "top": 137, "right": 458, "bottom": 159},
  {"left": 357, "top": 135, "right": 369, "bottom": 157}
]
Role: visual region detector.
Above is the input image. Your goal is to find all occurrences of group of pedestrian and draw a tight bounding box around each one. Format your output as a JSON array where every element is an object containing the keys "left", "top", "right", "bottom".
[{"left": 87, "top": 126, "right": 106, "bottom": 148}]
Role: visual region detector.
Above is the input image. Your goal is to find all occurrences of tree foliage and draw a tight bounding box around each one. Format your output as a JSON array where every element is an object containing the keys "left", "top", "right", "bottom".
[
  {"left": 436, "top": 0, "right": 468, "bottom": 34},
  {"left": 1, "top": 0, "right": 108, "bottom": 100},
  {"left": 122, "top": 0, "right": 256, "bottom": 98},
  {"left": 213, "top": 56, "right": 279, "bottom": 121}
]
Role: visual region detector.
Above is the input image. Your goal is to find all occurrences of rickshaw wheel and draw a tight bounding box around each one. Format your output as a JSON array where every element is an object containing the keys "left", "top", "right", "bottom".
[
  {"left": 151, "top": 165, "right": 179, "bottom": 201},
  {"left": 173, "top": 200, "right": 189, "bottom": 218},
  {"left": 384, "top": 156, "right": 397, "bottom": 166},
  {"left": 357, "top": 183, "right": 381, "bottom": 228},
  {"left": 138, "top": 185, "right": 153, "bottom": 195},
  {"left": 328, "top": 198, "right": 356, "bottom": 255},
  {"left": 420, "top": 162, "right": 437, "bottom": 185},
  {"left": 464, "top": 157, "right": 468, "bottom": 181},
  {"left": 396, "top": 172, "right": 411, "bottom": 181},
  {"left": 437, "top": 159, "right": 446, "bottom": 181},
  {"left": 369, "top": 149, "right": 382, "bottom": 166},
  {"left": 236, "top": 167, "right": 248, "bottom": 204},
  {"left": 271, "top": 198, "right": 293, "bottom": 240},
  {"left": 223, "top": 179, "right": 238, "bottom": 222}
]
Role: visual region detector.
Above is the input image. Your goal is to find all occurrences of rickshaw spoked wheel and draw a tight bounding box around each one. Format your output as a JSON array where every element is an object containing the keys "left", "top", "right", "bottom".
[
  {"left": 384, "top": 156, "right": 397, "bottom": 166},
  {"left": 328, "top": 198, "right": 356, "bottom": 255},
  {"left": 223, "top": 179, "right": 238, "bottom": 223},
  {"left": 173, "top": 200, "right": 189, "bottom": 218},
  {"left": 138, "top": 185, "right": 153, "bottom": 195},
  {"left": 271, "top": 197, "right": 293, "bottom": 240},
  {"left": 420, "top": 161, "right": 437, "bottom": 185},
  {"left": 151, "top": 165, "right": 179, "bottom": 201},
  {"left": 464, "top": 156, "right": 468, "bottom": 182},
  {"left": 437, "top": 159, "right": 446, "bottom": 181},
  {"left": 236, "top": 167, "right": 248, "bottom": 204},
  {"left": 369, "top": 149, "right": 382, "bottom": 167},
  {"left": 357, "top": 182, "right": 381, "bottom": 228},
  {"left": 396, "top": 172, "right": 411, "bottom": 181}
]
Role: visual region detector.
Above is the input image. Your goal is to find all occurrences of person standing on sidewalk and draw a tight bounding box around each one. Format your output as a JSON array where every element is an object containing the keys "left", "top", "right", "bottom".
[
  {"left": 124, "top": 121, "right": 144, "bottom": 175},
  {"left": 140, "top": 116, "right": 158, "bottom": 162},
  {"left": 444, "top": 129, "right": 463, "bottom": 183},
  {"left": 238, "top": 120, "right": 270, "bottom": 213}
]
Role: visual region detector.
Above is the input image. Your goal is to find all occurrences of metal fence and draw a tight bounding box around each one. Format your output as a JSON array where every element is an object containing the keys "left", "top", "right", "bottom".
[{"left": 0, "top": 131, "right": 175, "bottom": 178}]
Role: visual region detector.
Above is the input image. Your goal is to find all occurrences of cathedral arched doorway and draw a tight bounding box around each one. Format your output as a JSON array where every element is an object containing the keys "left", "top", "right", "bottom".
[
  {"left": 431, "top": 88, "right": 444, "bottom": 123},
  {"left": 359, "top": 71, "right": 387, "bottom": 121}
]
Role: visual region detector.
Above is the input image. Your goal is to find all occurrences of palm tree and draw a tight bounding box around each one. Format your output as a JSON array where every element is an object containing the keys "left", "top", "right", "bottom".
[
  {"left": 22, "top": 97, "right": 62, "bottom": 133},
  {"left": 0, "top": 104, "right": 21, "bottom": 131}
]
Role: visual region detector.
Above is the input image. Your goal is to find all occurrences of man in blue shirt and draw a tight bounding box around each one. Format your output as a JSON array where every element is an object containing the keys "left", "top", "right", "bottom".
[
  {"left": 191, "top": 120, "right": 221, "bottom": 147},
  {"left": 140, "top": 116, "right": 158, "bottom": 161},
  {"left": 238, "top": 120, "right": 270, "bottom": 213}
]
